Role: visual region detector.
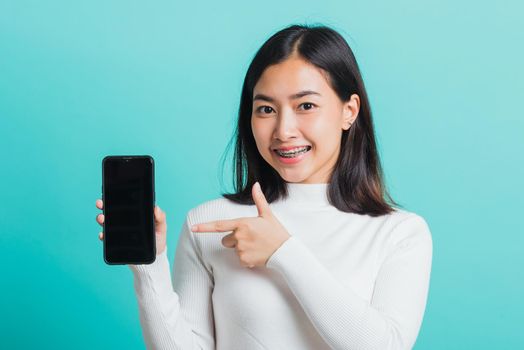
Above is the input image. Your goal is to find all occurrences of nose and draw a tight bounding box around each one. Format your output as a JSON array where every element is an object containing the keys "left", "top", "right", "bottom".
[{"left": 273, "top": 107, "right": 298, "bottom": 141}]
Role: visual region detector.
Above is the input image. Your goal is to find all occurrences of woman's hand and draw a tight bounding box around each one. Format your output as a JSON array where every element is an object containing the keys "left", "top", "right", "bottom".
[
  {"left": 95, "top": 199, "right": 168, "bottom": 256},
  {"left": 191, "top": 182, "right": 290, "bottom": 268}
]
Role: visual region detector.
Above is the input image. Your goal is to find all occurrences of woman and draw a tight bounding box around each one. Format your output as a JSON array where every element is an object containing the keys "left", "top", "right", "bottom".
[{"left": 96, "top": 24, "right": 433, "bottom": 350}]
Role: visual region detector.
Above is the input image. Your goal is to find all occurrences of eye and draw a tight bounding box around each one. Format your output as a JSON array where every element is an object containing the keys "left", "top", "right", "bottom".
[
  {"left": 299, "top": 102, "right": 316, "bottom": 111},
  {"left": 255, "top": 106, "right": 275, "bottom": 114}
]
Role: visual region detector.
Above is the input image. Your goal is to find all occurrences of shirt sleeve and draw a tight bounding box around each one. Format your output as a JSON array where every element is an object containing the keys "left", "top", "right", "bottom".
[
  {"left": 128, "top": 214, "right": 215, "bottom": 350},
  {"left": 265, "top": 214, "right": 433, "bottom": 350}
]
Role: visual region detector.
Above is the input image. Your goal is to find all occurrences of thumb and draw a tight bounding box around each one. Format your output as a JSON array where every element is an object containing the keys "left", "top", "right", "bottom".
[
  {"left": 252, "top": 182, "right": 271, "bottom": 217},
  {"left": 154, "top": 205, "right": 167, "bottom": 234}
]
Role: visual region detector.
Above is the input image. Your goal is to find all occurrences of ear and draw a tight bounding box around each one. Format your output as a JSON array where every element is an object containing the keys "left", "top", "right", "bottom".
[{"left": 342, "top": 94, "right": 360, "bottom": 130}]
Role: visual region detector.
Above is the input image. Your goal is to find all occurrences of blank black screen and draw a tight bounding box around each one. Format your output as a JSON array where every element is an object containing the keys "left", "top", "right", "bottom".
[{"left": 103, "top": 156, "right": 155, "bottom": 264}]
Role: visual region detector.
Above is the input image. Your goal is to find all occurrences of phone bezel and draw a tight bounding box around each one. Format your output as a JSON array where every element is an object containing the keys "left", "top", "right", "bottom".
[{"left": 102, "top": 155, "right": 156, "bottom": 265}]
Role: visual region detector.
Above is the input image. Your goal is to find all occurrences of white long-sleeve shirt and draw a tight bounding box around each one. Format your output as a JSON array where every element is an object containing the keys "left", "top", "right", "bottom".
[{"left": 129, "top": 183, "right": 433, "bottom": 350}]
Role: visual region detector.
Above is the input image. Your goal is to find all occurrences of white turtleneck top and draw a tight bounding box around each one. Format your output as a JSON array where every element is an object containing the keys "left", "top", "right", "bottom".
[{"left": 129, "top": 183, "right": 433, "bottom": 350}]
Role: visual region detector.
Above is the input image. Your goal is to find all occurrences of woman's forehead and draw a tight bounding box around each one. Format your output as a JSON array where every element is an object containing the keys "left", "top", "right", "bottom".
[{"left": 253, "top": 60, "right": 332, "bottom": 101}]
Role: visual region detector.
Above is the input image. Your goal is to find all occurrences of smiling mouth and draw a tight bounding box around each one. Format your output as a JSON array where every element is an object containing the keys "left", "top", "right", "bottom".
[{"left": 273, "top": 145, "right": 312, "bottom": 158}]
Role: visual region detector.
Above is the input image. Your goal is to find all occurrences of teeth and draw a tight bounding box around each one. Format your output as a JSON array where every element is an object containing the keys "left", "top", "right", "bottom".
[
  {"left": 276, "top": 146, "right": 310, "bottom": 157},
  {"left": 278, "top": 146, "right": 309, "bottom": 153}
]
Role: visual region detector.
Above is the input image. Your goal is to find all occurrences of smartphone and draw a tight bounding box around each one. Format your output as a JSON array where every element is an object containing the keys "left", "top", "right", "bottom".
[{"left": 102, "top": 155, "right": 156, "bottom": 264}]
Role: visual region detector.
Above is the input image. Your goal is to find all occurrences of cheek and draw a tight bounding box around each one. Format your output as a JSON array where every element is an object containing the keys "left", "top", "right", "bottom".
[
  {"left": 251, "top": 124, "right": 271, "bottom": 152},
  {"left": 308, "top": 127, "right": 342, "bottom": 156},
  {"left": 306, "top": 118, "right": 333, "bottom": 143}
]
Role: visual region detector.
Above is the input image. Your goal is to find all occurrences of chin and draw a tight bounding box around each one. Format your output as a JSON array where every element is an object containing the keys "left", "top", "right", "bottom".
[{"left": 278, "top": 171, "right": 308, "bottom": 183}]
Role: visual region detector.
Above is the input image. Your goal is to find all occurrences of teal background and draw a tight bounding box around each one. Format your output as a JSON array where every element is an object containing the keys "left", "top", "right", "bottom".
[{"left": 1, "top": 0, "right": 522, "bottom": 348}]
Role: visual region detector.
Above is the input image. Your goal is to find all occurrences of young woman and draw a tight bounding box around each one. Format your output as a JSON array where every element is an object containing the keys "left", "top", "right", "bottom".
[{"left": 96, "top": 24, "right": 433, "bottom": 349}]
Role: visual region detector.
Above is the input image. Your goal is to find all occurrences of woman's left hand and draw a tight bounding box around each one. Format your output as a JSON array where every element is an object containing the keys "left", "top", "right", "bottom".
[{"left": 191, "top": 181, "right": 291, "bottom": 268}]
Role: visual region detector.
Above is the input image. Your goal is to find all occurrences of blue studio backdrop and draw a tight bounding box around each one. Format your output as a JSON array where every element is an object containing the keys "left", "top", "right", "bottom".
[{"left": 1, "top": 0, "right": 522, "bottom": 349}]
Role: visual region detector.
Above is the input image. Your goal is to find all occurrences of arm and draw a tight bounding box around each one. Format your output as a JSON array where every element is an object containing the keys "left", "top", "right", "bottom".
[
  {"left": 128, "top": 214, "right": 215, "bottom": 350},
  {"left": 265, "top": 214, "right": 433, "bottom": 350}
]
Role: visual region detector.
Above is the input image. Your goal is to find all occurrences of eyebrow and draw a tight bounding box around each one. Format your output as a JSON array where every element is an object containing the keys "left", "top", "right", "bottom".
[{"left": 253, "top": 90, "right": 321, "bottom": 102}]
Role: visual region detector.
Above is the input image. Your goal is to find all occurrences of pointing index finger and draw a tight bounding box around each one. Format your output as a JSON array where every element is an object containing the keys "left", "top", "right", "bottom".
[{"left": 191, "top": 219, "right": 238, "bottom": 233}]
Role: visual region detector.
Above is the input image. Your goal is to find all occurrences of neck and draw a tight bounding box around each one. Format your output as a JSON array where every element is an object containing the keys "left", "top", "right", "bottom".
[{"left": 280, "top": 182, "right": 330, "bottom": 206}]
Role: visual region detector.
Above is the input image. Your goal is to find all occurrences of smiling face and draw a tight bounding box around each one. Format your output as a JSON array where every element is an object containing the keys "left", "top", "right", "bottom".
[{"left": 251, "top": 53, "right": 360, "bottom": 184}]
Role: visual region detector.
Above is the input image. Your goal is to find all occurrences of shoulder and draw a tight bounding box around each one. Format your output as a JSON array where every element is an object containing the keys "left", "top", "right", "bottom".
[
  {"left": 185, "top": 196, "right": 252, "bottom": 227},
  {"left": 381, "top": 208, "right": 433, "bottom": 248}
]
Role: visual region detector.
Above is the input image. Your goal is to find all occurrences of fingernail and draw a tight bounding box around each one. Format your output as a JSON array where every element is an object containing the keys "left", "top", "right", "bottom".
[{"left": 191, "top": 225, "right": 198, "bottom": 231}]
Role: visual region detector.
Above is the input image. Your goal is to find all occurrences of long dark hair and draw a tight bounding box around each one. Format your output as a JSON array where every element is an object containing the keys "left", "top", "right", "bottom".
[{"left": 219, "top": 23, "right": 402, "bottom": 216}]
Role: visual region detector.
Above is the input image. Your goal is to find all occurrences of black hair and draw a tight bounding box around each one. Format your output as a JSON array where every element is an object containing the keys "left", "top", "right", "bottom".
[{"left": 219, "top": 23, "right": 402, "bottom": 216}]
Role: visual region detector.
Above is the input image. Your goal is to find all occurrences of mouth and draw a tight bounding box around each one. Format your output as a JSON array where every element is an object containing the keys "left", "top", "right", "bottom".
[
  {"left": 273, "top": 145, "right": 312, "bottom": 159},
  {"left": 273, "top": 145, "right": 311, "bottom": 154}
]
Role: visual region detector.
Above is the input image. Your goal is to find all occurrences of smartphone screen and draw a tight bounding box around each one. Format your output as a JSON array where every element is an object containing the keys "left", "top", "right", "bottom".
[{"left": 102, "top": 155, "right": 156, "bottom": 264}]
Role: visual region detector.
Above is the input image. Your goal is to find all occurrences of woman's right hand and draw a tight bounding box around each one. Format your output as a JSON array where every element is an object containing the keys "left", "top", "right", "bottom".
[{"left": 95, "top": 199, "right": 168, "bottom": 256}]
